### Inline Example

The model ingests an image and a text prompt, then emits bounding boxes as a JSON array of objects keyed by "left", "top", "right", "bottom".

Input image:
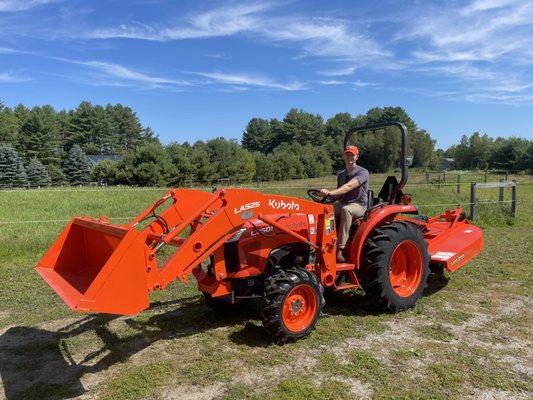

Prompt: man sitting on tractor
[{"left": 320, "top": 145, "right": 369, "bottom": 262}]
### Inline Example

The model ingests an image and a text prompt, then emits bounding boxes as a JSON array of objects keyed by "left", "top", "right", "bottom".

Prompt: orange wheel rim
[
  {"left": 282, "top": 284, "right": 317, "bottom": 333},
  {"left": 389, "top": 240, "right": 423, "bottom": 297}
]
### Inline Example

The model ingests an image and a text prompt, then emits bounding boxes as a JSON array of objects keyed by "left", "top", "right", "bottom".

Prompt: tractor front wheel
[
  {"left": 262, "top": 268, "right": 324, "bottom": 345},
  {"left": 360, "top": 221, "right": 430, "bottom": 312}
]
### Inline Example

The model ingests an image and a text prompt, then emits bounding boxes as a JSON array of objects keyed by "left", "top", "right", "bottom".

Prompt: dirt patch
[
  {"left": 159, "top": 383, "right": 224, "bottom": 400},
  {"left": 325, "top": 376, "right": 373, "bottom": 399},
  {"left": 467, "top": 389, "right": 530, "bottom": 399}
]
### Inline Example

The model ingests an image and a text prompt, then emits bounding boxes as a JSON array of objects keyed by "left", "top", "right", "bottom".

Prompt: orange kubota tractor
[{"left": 36, "top": 122, "right": 483, "bottom": 344}]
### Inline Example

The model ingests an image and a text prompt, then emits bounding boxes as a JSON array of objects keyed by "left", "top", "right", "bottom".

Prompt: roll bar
[{"left": 343, "top": 121, "right": 409, "bottom": 202}]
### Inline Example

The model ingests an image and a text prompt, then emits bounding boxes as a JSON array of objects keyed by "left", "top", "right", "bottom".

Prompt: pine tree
[
  {"left": 26, "top": 158, "right": 51, "bottom": 188},
  {"left": 0, "top": 102, "right": 19, "bottom": 145},
  {"left": 107, "top": 104, "right": 144, "bottom": 152},
  {"left": 64, "top": 145, "right": 91, "bottom": 185},
  {"left": 17, "top": 106, "right": 60, "bottom": 165},
  {"left": 46, "top": 164, "right": 67, "bottom": 186},
  {"left": 65, "top": 101, "right": 93, "bottom": 151},
  {"left": 0, "top": 145, "right": 29, "bottom": 189}
]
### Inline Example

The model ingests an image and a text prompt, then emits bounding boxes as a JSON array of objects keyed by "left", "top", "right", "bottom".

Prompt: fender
[{"left": 350, "top": 204, "right": 418, "bottom": 268}]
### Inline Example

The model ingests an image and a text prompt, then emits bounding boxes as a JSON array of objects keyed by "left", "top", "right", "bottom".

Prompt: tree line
[
  {"left": 0, "top": 100, "right": 531, "bottom": 189},
  {"left": 443, "top": 132, "right": 532, "bottom": 171}
]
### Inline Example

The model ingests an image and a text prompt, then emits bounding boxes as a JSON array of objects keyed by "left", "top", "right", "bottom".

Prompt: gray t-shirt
[{"left": 337, "top": 166, "right": 369, "bottom": 206}]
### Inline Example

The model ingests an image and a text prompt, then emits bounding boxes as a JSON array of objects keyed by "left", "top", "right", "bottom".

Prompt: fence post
[
  {"left": 437, "top": 174, "right": 441, "bottom": 189},
  {"left": 425, "top": 172, "right": 429, "bottom": 184},
  {"left": 484, "top": 170, "right": 488, "bottom": 183},
  {"left": 443, "top": 170, "right": 446, "bottom": 183},
  {"left": 498, "top": 179, "right": 504, "bottom": 201},
  {"left": 505, "top": 171, "right": 509, "bottom": 181},
  {"left": 469, "top": 182, "right": 477, "bottom": 220},
  {"left": 511, "top": 180, "right": 517, "bottom": 217},
  {"left": 456, "top": 174, "right": 461, "bottom": 195}
]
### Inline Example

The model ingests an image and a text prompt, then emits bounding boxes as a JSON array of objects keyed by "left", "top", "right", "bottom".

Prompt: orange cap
[{"left": 344, "top": 145, "right": 359, "bottom": 156}]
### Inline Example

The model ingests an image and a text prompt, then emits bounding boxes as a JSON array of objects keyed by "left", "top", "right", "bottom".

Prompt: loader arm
[
  {"left": 36, "top": 188, "right": 336, "bottom": 315},
  {"left": 149, "top": 189, "right": 337, "bottom": 288}
]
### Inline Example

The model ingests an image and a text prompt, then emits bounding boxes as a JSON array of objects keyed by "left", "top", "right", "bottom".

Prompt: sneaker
[{"left": 336, "top": 249, "right": 346, "bottom": 263}]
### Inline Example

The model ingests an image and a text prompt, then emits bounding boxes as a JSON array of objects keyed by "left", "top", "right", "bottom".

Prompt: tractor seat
[{"left": 377, "top": 176, "right": 402, "bottom": 204}]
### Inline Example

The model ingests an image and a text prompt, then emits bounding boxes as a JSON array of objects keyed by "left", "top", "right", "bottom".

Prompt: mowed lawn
[{"left": 0, "top": 172, "right": 531, "bottom": 400}]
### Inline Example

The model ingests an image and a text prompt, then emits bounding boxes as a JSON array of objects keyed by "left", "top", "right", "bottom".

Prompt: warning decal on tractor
[{"left": 431, "top": 251, "right": 456, "bottom": 261}]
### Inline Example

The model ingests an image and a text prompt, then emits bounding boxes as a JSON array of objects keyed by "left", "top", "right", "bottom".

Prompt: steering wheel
[{"left": 307, "top": 189, "right": 336, "bottom": 204}]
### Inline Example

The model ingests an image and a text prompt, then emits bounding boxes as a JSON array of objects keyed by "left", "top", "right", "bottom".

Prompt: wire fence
[
  {"left": 0, "top": 180, "right": 532, "bottom": 194},
  {"left": 0, "top": 199, "right": 517, "bottom": 225},
  {"left": 1, "top": 171, "right": 527, "bottom": 225},
  {"left": 0, "top": 216, "right": 137, "bottom": 225}
]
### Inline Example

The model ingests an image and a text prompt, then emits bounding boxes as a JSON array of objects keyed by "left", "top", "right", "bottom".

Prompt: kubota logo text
[
  {"left": 234, "top": 201, "right": 260, "bottom": 214},
  {"left": 268, "top": 199, "right": 300, "bottom": 211}
]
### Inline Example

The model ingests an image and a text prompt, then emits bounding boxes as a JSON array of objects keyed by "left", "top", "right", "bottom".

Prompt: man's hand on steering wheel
[{"left": 307, "top": 189, "right": 336, "bottom": 204}]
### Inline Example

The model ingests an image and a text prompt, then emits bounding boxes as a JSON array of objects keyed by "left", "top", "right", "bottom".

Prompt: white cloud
[
  {"left": 50, "top": 57, "right": 195, "bottom": 89},
  {"left": 317, "top": 80, "right": 345, "bottom": 85},
  {"left": 0, "top": 47, "right": 21, "bottom": 53},
  {"left": 319, "top": 66, "right": 357, "bottom": 77},
  {"left": 353, "top": 80, "right": 377, "bottom": 87},
  {"left": 2, "top": 0, "right": 532, "bottom": 105},
  {"left": 461, "top": 0, "right": 520, "bottom": 15},
  {"left": 463, "top": 91, "right": 533, "bottom": 106},
  {"left": 70, "top": 60, "right": 189, "bottom": 86},
  {"left": 85, "top": 3, "right": 387, "bottom": 63},
  {"left": 51, "top": 56, "right": 303, "bottom": 91},
  {"left": 88, "top": 3, "right": 269, "bottom": 41},
  {"left": 0, "top": 72, "right": 30, "bottom": 82},
  {"left": 0, "top": 0, "right": 60, "bottom": 12},
  {"left": 257, "top": 18, "right": 388, "bottom": 61},
  {"left": 192, "top": 71, "right": 305, "bottom": 91},
  {"left": 404, "top": 1, "right": 533, "bottom": 62},
  {"left": 396, "top": 0, "right": 533, "bottom": 104}
]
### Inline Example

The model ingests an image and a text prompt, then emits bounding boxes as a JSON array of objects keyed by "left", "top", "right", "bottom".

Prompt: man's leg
[
  {"left": 333, "top": 202, "right": 351, "bottom": 262},
  {"left": 333, "top": 202, "right": 345, "bottom": 241},
  {"left": 345, "top": 202, "right": 366, "bottom": 219},
  {"left": 335, "top": 202, "right": 366, "bottom": 262}
]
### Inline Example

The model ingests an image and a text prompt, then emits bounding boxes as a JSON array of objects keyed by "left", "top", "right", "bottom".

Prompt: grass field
[{"left": 0, "top": 171, "right": 532, "bottom": 400}]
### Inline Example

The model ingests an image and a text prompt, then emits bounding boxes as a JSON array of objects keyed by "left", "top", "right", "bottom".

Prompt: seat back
[{"left": 378, "top": 176, "right": 400, "bottom": 203}]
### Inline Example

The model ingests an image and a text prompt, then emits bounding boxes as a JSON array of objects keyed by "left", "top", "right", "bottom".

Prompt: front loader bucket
[{"left": 36, "top": 217, "right": 150, "bottom": 315}]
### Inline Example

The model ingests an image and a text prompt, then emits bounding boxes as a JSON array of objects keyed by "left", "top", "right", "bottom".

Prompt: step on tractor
[{"left": 36, "top": 122, "right": 484, "bottom": 344}]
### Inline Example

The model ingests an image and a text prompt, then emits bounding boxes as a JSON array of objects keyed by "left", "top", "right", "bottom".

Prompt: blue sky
[{"left": 0, "top": 0, "right": 532, "bottom": 149}]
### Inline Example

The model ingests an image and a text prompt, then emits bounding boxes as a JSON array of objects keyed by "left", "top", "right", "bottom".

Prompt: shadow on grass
[
  {"left": 0, "top": 275, "right": 449, "bottom": 400},
  {"left": 424, "top": 273, "right": 450, "bottom": 296},
  {"left": 0, "top": 296, "right": 262, "bottom": 400},
  {"left": 322, "top": 271, "right": 449, "bottom": 317}
]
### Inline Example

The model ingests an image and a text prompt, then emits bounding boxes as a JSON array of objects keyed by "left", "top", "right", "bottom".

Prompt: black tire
[
  {"left": 359, "top": 221, "right": 430, "bottom": 312},
  {"left": 261, "top": 268, "right": 325, "bottom": 345}
]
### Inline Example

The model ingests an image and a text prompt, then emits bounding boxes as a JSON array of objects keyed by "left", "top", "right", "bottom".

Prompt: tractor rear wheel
[
  {"left": 262, "top": 268, "right": 324, "bottom": 345},
  {"left": 359, "top": 221, "right": 430, "bottom": 312}
]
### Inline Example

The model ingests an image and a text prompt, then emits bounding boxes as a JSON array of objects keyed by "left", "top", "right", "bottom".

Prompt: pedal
[
  {"left": 334, "top": 283, "right": 358, "bottom": 291},
  {"left": 336, "top": 263, "right": 355, "bottom": 271}
]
